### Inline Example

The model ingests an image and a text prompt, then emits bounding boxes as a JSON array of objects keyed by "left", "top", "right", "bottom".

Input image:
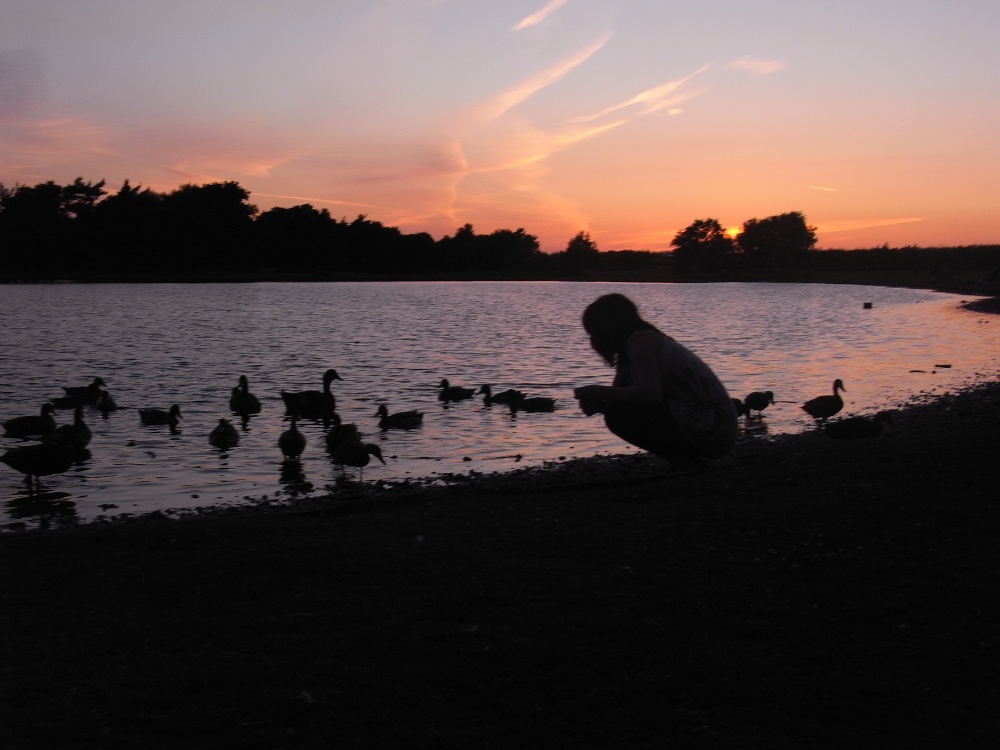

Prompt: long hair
[{"left": 581, "top": 293, "right": 661, "bottom": 367}]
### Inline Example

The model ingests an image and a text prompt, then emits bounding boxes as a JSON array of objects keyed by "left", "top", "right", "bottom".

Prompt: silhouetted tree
[
  {"left": 87, "top": 180, "right": 164, "bottom": 271},
  {"left": 670, "top": 218, "right": 733, "bottom": 272},
  {"left": 0, "top": 178, "right": 106, "bottom": 273},
  {"left": 558, "top": 230, "right": 600, "bottom": 275},
  {"left": 255, "top": 204, "right": 345, "bottom": 271},
  {"left": 737, "top": 211, "right": 816, "bottom": 268},
  {"left": 160, "top": 181, "right": 257, "bottom": 271}
]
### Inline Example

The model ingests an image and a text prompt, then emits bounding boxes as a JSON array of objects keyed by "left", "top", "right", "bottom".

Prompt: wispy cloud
[
  {"left": 473, "top": 32, "right": 612, "bottom": 123},
  {"left": 513, "top": 0, "right": 571, "bottom": 31},
  {"left": 571, "top": 64, "right": 712, "bottom": 122},
  {"left": 251, "top": 191, "right": 379, "bottom": 209},
  {"left": 815, "top": 217, "right": 924, "bottom": 233},
  {"left": 725, "top": 56, "right": 786, "bottom": 75},
  {"left": 810, "top": 185, "right": 837, "bottom": 192}
]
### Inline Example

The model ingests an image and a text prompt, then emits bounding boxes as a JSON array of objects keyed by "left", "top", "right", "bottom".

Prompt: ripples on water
[{"left": 2, "top": 281, "right": 997, "bottom": 530}]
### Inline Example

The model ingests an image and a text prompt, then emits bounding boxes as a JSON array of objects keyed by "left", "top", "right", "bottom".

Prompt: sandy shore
[{"left": 2, "top": 305, "right": 999, "bottom": 748}]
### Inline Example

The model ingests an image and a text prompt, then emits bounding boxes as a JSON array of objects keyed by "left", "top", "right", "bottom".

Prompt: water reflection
[{"left": 0, "top": 281, "right": 997, "bottom": 529}]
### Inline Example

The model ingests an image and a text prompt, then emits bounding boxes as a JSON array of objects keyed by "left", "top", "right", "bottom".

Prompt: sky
[{"left": 1, "top": 0, "right": 998, "bottom": 253}]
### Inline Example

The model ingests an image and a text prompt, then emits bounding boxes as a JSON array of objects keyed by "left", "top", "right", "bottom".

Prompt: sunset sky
[{"left": 1, "top": 0, "right": 998, "bottom": 252}]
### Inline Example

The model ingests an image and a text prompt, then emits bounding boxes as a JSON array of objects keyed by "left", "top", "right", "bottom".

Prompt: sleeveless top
[{"left": 655, "top": 335, "right": 738, "bottom": 458}]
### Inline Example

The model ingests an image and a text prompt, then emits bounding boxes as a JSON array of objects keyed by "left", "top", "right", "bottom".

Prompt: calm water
[{"left": 2, "top": 281, "right": 998, "bottom": 530}]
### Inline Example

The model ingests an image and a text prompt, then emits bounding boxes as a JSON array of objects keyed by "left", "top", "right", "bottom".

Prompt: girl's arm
[{"left": 574, "top": 330, "right": 664, "bottom": 406}]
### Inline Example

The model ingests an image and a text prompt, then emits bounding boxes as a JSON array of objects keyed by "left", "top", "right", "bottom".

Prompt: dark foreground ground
[{"left": 3, "top": 325, "right": 999, "bottom": 749}]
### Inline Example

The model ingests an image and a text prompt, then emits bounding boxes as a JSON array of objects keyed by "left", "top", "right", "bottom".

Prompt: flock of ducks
[
  {"left": 3, "top": 371, "right": 888, "bottom": 493},
  {"left": 1, "top": 370, "right": 560, "bottom": 492}
]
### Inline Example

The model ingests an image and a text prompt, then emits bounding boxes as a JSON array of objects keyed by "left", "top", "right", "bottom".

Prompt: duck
[
  {"left": 229, "top": 375, "right": 262, "bottom": 415},
  {"left": 278, "top": 413, "right": 306, "bottom": 460},
  {"left": 325, "top": 413, "right": 363, "bottom": 451},
  {"left": 375, "top": 403, "right": 424, "bottom": 430},
  {"left": 61, "top": 377, "right": 106, "bottom": 405},
  {"left": 1, "top": 434, "right": 76, "bottom": 491},
  {"left": 438, "top": 378, "right": 476, "bottom": 402},
  {"left": 801, "top": 379, "right": 846, "bottom": 423},
  {"left": 209, "top": 418, "right": 240, "bottom": 449},
  {"left": 52, "top": 405, "right": 92, "bottom": 452},
  {"left": 478, "top": 384, "right": 525, "bottom": 406},
  {"left": 824, "top": 411, "right": 893, "bottom": 440},
  {"left": 509, "top": 393, "right": 557, "bottom": 414},
  {"left": 139, "top": 404, "right": 182, "bottom": 429},
  {"left": 281, "top": 368, "right": 341, "bottom": 422},
  {"left": 731, "top": 398, "right": 748, "bottom": 418},
  {"left": 332, "top": 440, "right": 385, "bottom": 480},
  {"left": 95, "top": 390, "right": 122, "bottom": 414},
  {"left": 3, "top": 403, "right": 57, "bottom": 438},
  {"left": 744, "top": 390, "right": 775, "bottom": 416}
]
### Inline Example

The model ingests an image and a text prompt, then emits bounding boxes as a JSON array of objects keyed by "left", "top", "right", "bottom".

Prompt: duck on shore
[
  {"left": 1, "top": 433, "right": 76, "bottom": 491},
  {"left": 802, "top": 379, "right": 846, "bottom": 424}
]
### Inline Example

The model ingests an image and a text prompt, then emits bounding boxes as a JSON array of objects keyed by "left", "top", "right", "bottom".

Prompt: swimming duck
[
  {"left": 438, "top": 378, "right": 475, "bottom": 402},
  {"left": 824, "top": 411, "right": 892, "bottom": 440},
  {"left": 509, "top": 393, "right": 557, "bottom": 414},
  {"left": 61, "top": 377, "right": 106, "bottom": 405},
  {"left": 802, "top": 379, "right": 846, "bottom": 423},
  {"left": 478, "top": 384, "right": 525, "bottom": 406},
  {"left": 209, "top": 418, "right": 240, "bottom": 449},
  {"left": 95, "top": 390, "right": 122, "bottom": 414},
  {"left": 744, "top": 390, "right": 775, "bottom": 416},
  {"left": 375, "top": 404, "right": 424, "bottom": 430},
  {"left": 229, "top": 375, "right": 262, "bottom": 415},
  {"left": 1, "top": 434, "right": 76, "bottom": 491},
  {"left": 52, "top": 405, "right": 91, "bottom": 452},
  {"left": 281, "top": 368, "right": 341, "bottom": 422},
  {"left": 139, "top": 404, "right": 182, "bottom": 429},
  {"left": 331, "top": 440, "right": 385, "bottom": 480},
  {"left": 3, "top": 403, "right": 57, "bottom": 438},
  {"left": 278, "top": 413, "right": 306, "bottom": 460}
]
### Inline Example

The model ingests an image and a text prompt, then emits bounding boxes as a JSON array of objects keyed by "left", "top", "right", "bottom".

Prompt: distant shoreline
[{"left": 4, "top": 269, "right": 999, "bottom": 312}]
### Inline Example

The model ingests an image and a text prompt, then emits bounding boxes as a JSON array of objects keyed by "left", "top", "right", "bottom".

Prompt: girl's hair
[{"left": 582, "top": 293, "right": 661, "bottom": 366}]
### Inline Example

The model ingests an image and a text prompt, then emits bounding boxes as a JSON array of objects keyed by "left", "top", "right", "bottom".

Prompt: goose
[
  {"left": 325, "top": 413, "right": 363, "bottom": 451},
  {"left": 332, "top": 440, "right": 385, "bottom": 480},
  {"left": 281, "top": 368, "right": 341, "bottom": 422},
  {"left": 139, "top": 404, "right": 182, "bottom": 429},
  {"left": 744, "top": 390, "right": 775, "bottom": 416},
  {"left": 209, "top": 418, "right": 240, "bottom": 449},
  {"left": 509, "top": 393, "right": 556, "bottom": 414},
  {"left": 438, "top": 378, "right": 475, "bottom": 402},
  {"left": 52, "top": 405, "right": 91, "bottom": 452},
  {"left": 3, "top": 403, "right": 57, "bottom": 438},
  {"left": 278, "top": 413, "right": 306, "bottom": 460},
  {"left": 478, "top": 384, "right": 524, "bottom": 406},
  {"left": 1, "top": 435, "right": 76, "bottom": 491},
  {"left": 61, "top": 377, "right": 106, "bottom": 405},
  {"left": 229, "top": 375, "right": 261, "bottom": 415},
  {"left": 824, "top": 411, "right": 893, "bottom": 440},
  {"left": 375, "top": 404, "right": 424, "bottom": 430},
  {"left": 802, "top": 379, "right": 846, "bottom": 423}
]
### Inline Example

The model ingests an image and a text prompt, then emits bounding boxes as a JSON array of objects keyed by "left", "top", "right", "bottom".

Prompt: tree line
[{"left": 1, "top": 177, "right": 997, "bottom": 283}]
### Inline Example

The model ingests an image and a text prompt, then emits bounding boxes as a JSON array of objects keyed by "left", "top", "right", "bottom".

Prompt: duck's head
[
  {"left": 323, "top": 369, "right": 343, "bottom": 384},
  {"left": 833, "top": 379, "right": 845, "bottom": 392}
]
